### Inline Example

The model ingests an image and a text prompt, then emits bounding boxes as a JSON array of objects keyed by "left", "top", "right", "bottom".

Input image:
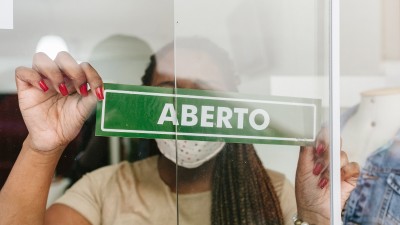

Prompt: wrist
[
  {"left": 296, "top": 209, "right": 330, "bottom": 225},
  {"left": 24, "top": 135, "right": 66, "bottom": 156},
  {"left": 24, "top": 134, "right": 66, "bottom": 153}
]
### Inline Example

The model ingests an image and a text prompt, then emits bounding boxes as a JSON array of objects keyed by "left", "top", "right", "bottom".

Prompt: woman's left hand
[{"left": 295, "top": 128, "right": 360, "bottom": 224}]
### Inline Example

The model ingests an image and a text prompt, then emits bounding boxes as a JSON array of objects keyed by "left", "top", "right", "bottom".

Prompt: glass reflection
[
  {"left": 340, "top": 1, "right": 400, "bottom": 223},
  {"left": 173, "top": 0, "right": 341, "bottom": 224},
  {"left": 0, "top": 0, "right": 364, "bottom": 225}
]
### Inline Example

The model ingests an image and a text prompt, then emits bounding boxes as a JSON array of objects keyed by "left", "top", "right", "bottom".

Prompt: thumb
[
  {"left": 340, "top": 161, "right": 360, "bottom": 205},
  {"left": 76, "top": 90, "right": 100, "bottom": 121}
]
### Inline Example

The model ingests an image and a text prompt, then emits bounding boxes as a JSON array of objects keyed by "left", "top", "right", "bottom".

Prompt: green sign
[{"left": 96, "top": 83, "right": 321, "bottom": 145}]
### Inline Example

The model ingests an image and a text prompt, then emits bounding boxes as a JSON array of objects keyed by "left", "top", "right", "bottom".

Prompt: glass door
[
  {"left": 0, "top": 0, "right": 352, "bottom": 224},
  {"left": 0, "top": 1, "right": 177, "bottom": 224},
  {"left": 340, "top": 1, "right": 400, "bottom": 224},
  {"left": 173, "top": 0, "right": 341, "bottom": 224}
]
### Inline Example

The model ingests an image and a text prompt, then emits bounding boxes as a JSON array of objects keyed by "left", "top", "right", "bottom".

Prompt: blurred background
[{"left": 1, "top": 0, "right": 399, "bottom": 207}]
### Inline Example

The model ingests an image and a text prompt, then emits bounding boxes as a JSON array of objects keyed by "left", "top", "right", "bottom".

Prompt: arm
[
  {"left": 0, "top": 52, "right": 103, "bottom": 225},
  {"left": 45, "top": 204, "right": 91, "bottom": 225},
  {"left": 0, "top": 138, "right": 63, "bottom": 225},
  {"left": 295, "top": 128, "right": 360, "bottom": 224},
  {"left": 0, "top": 139, "right": 91, "bottom": 225}
]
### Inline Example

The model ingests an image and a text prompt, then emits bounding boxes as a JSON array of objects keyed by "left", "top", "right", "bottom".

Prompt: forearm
[{"left": 0, "top": 136, "right": 65, "bottom": 225}]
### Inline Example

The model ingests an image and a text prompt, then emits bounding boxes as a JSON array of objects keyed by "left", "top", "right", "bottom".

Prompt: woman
[{"left": 0, "top": 38, "right": 359, "bottom": 225}]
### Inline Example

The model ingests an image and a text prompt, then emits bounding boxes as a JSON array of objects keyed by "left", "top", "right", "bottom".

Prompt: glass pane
[
  {"left": 0, "top": 1, "right": 175, "bottom": 224},
  {"left": 174, "top": 0, "right": 332, "bottom": 224},
  {"left": 341, "top": 1, "right": 400, "bottom": 224}
]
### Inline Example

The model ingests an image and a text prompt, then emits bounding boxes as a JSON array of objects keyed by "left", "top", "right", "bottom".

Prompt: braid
[{"left": 211, "top": 143, "right": 284, "bottom": 225}]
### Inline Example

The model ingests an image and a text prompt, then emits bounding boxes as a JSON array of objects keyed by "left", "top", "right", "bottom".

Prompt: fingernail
[
  {"left": 80, "top": 83, "right": 88, "bottom": 97},
  {"left": 39, "top": 80, "right": 48, "bottom": 92},
  {"left": 95, "top": 87, "right": 104, "bottom": 100},
  {"left": 316, "top": 143, "right": 325, "bottom": 155},
  {"left": 318, "top": 177, "right": 329, "bottom": 189},
  {"left": 58, "top": 83, "right": 69, "bottom": 96},
  {"left": 313, "top": 162, "right": 323, "bottom": 175}
]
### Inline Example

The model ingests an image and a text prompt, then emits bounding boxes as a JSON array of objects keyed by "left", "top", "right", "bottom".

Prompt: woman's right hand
[{"left": 15, "top": 51, "right": 103, "bottom": 152}]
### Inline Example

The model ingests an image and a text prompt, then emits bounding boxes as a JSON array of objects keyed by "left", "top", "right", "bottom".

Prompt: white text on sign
[{"left": 157, "top": 103, "right": 270, "bottom": 130}]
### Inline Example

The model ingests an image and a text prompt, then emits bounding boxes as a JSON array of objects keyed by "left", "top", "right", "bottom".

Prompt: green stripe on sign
[{"left": 96, "top": 83, "right": 321, "bottom": 146}]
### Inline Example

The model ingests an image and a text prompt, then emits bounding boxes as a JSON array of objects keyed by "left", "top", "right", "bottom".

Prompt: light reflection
[{"left": 35, "top": 35, "right": 69, "bottom": 60}]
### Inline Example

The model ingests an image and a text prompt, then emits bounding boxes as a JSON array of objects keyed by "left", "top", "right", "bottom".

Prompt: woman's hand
[
  {"left": 0, "top": 52, "right": 103, "bottom": 225},
  {"left": 15, "top": 51, "right": 103, "bottom": 152},
  {"left": 295, "top": 128, "right": 360, "bottom": 224}
]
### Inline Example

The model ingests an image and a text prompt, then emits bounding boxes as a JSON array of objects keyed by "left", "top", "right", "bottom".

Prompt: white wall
[{"left": 341, "top": 0, "right": 382, "bottom": 76}]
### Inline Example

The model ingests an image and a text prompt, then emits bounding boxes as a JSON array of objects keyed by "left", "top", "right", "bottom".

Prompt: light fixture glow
[{"left": 36, "top": 35, "right": 69, "bottom": 60}]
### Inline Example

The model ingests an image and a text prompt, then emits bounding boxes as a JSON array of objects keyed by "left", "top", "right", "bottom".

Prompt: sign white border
[{"left": 101, "top": 89, "right": 318, "bottom": 142}]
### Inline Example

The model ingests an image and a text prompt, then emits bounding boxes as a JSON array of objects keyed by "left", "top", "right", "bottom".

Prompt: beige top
[{"left": 55, "top": 155, "right": 296, "bottom": 225}]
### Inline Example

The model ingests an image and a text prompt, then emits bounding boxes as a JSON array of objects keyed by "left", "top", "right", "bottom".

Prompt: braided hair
[
  {"left": 212, "top": 143, "right": 284, "bottom": 225},
  {"left": 142, "top": 38, "right": 284, "bottom": 224}
]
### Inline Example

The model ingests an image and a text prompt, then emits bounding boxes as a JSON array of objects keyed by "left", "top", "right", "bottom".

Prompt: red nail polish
[
  {"left": 80, "top": 83, "right": 88, "bottom": 96},
  {"left": 39, "top": 80, "right": 48, "bottom": 92},
  {"left": 316, "top": 143, "right": 325, "bottom": 155},
  {"left": 95, "top": 87, "right": 104, "bottom": 100},
  {"left": 313, "top": 163, "right": 323, "bottom": 175},
  {"left": 58, "top": 83, "right": 69, "bottom": 96},
  {"left": 318, "top": 178, "right": 329, "bottom": 189}
]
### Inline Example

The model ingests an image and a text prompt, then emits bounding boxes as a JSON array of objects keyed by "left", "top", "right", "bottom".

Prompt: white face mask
[{"left": 155, "top": 139, "right": 226, "bottom": 168}]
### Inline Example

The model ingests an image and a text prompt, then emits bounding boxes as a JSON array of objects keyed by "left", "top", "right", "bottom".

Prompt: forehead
[{"left": 153, "top": 48, "right": 229, "bottom": 90}]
